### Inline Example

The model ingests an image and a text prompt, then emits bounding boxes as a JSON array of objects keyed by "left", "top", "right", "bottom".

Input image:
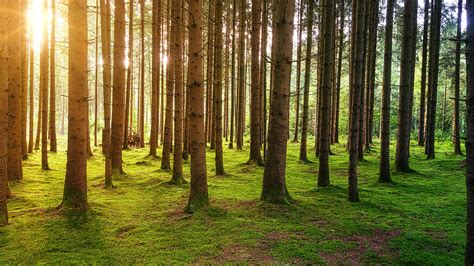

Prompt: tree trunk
[
  {"left": 207, "top": 0, "right": 215, "bottom": 148},
  {"left": 453, "top": 0, "right": 463, "bottom": 155},
  {"left": 333, "top": 0, "right": 344, "bottom": 144},
  {"left": 299, "top": 0, "right": 313, "bottom": 162},
  {"left": 49, "top": 0, "right": 57, "bottom": 153},
  {"left": 139, "top": 0, "right": 145, "bottom": 148},
  {"left": 28, "top": 30, "right": 34, "bottom": 154},
  {"left": 171, "top": 0, "right": 185, "bottom": 184},
  {"left": 379, "top": 0, "right": 394, "bottom": 183},
  {"left": 261, "top": 0, "right": 295, "bottom": 204},
  {"left": 111, "top": 0, "right": 126, "bottom": 175},
  {"left": 150, "top": 0, "right": 161, "bottom": 157},
  {"left": 365, "top": 0, "right": 378, "bottom": 150},
  {"left": 425, "top": 0, "right": 441, "bottom": 160},
  {"left": 123, "top": 0, "right": 133, "bottom": 150},
  {"left": 185, "top": 0, "right": 210, "bottom": 213},
  {"left": 40, "top": 0, "right": 50, "bottom": 170},
  {"left": 465, "top": 1, "right": 474, "bottom": 263},
  {"left": 7, "top": 0, "right": 23, "bottom": 180},
  {"left": 229, "top": 0, "right": 236, "bottom": 149},
  {"left": 418, "top": 0, "right": 430, "bottom": 146},
  {"left": 236, "top": 0, "right": 246, "bottom": 150},
  {"left": 35, "top": 83, "right": 42, "bottom": 151},
  {"left": 20, "top": 0, "right": 27, "bottom": 161},
  {"left": 293, "top": 0, "right": 304, "bottom": 143},
  {"left": 248, "top": 0, "right": 264, "bottom": 165},
  {"left": 94, "top": 0, "right": 99, "bottom": 147},
  {"left": 395, "top": 0, "right": 417, "bottom": 171}
]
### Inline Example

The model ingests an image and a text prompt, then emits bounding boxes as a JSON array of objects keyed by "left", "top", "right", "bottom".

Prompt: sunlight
[{"left": 28, "top": 0, "right": 54, "bottom": 53}]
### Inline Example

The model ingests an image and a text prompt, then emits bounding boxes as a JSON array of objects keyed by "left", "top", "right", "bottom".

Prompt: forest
[{"left": 0, "top": 0, "right": 473, "bottom": 263}]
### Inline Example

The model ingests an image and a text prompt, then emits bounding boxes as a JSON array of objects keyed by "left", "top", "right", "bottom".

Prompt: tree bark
[
  {"left": 111, "top": 0, "right": 126, "bottom": 175},
  {"left": 150, "top": 0, "right": 161, "bottom": 157},
  {"left": 62, "top": 0, "right": 89, "bottom": 211},
  {"left": 49, "top": 0, "right": 57, "bottom": 153},
  {"left": 28, "top": 29, "right": 34, "bottom": 154},
  {"left": 418, "top": 0, "right": 430, "bottom": 146},
  {"left": 20, "top": 0, "right": 27, "bottom": 161},
  {"left": 261, "top": 0, "right": 295, "bottom": 204},
  {"left": 139, "top": 0, "right": 145, "bottom": 148},
  {"left": 40, "top": 0, "right": 50, "bottom": 170},
  {"left": 453, "top": 0, "right": 463, "bottom": 155},
  {"left": 185, "top": 0, "right": 210, "bottom": 213},
  {"left": 236, "top": 0, "right": 246, "bottom": 150},
  {"left": 293, "top": 0, "right": 304, "bottom": 143},
  {"left": 123, "top": 0, "right": 133, "bottom": 150}
]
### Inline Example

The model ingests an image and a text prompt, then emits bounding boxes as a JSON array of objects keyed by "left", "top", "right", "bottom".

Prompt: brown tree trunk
[
  {"left": 20, "top": 0, "right": 27, "bottom": 161},
  {"left": 7, "top": 0, "right": 23, "bottom": 180},
  {"left": 236, "top": 0, "right": 246, "bottom": 150},
  {"left": 453, "top": 0, "right": 463, "bottom": 155},
  {"left": 299, "top": 0, "right": 313, "bottom": 162},
  {"left": 49, "top": 0, "right": 57, "bottom": 153},
  {"left": 139, "top": 0, "right": 145, "bottom": 148},
  {"left": 379, "top": 0, "right": 394, "bottom": 183},
  {"left": 185, "top": 0, "right": 210, "bottom": 213},
  {"left": 150, "top": 0, "right": 161, "bottom": 157},
  {"left": 35, "top": 84, "right": 42, "bottom": 151},
  {"left": 293, "top": 0, "right": 304, "bottom": 143},
  {"left": 28, "top": 30, "right": 34, "bottom": 154},
  {"left": 395, "top": 0, "right": 417, "bottom": 171},
  {"left": 318, "top": 0, "right": 335, "bottom": 187},
  {"left": 94, "top": 0, "right": 99, "bottom": 147},
  {"left": 425, "top": 0, "right": 441, "bottom": 160},
  {"left": 214, "top": 0, "right": 225, "bottom": 175},
  {"left": 248, "top": 0, "right": 263, "bottom": 165},
  {"left": 228, "top": 0, "right": 236, "bottom": 149},
  {"left": 62, "top": 0, "right": 89, "bottom": 210},
  {"left": 111, "top": 0, "right": 126, "bottom": 175},
  {"left": 100, "top": 0, "right": 113, "bottom": 187},
  {"left": 261, "top": 0, "right": 295, "bottom": 204},
  {"left": 418, "top": 0, "right": 430, "bottom": 146},
  {"left": 206, "top": 0, "right": 215, "bottom": 148},
  {"left": 123, "top": 0, "right": 133, "bottom": 150},
  {"left": 333, "top": 0, "right": 344, "bottom": 144},
  {"left": 260, "top": 0, "right": 268, "bottom": 157},
  {"left": 40, "top": 0, "right": 50, "bottom": 170}
]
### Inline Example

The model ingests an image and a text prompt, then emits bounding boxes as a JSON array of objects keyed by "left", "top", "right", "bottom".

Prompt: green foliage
[{"left": 0, "top": 138, "right": 466, "bottom": 263}]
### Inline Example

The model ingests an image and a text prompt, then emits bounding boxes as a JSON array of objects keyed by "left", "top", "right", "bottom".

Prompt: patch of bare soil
[
  {"left": 321, "top": 229, "right": 401, "bottom": 264},
  {"left": 212, "top": 242, "right": 275, "bottom": 264}
]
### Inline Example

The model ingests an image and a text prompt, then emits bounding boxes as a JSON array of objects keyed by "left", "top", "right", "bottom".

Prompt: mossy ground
[{"left": 0, "top": 137, "right": 466, "bottom": 263}]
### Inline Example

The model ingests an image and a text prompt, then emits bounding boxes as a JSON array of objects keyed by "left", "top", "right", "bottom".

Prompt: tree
[
  {"left": 20, "top": 0, "right": 27, "bottom": 161},
  {"left": 185, "top": 0, "right": 210, "bottom": 213},
  {"left": 0, "top": 0, "right": 10, "bottom": 225},
  {"left": 465, "top": 0, "right": 474, "bottom": 263},
  {"left": 418, "top": 0, "right": 430, "bottom": 146},
  {"left": 111, "top": 0, "right": 126, "bottom": 175},
  {"left": 139, "top": 0, "right": 145, "bottom": 148},
  {"left": 425, "top": 0, "right": 441, "bottom": 160},
  {"left": 348, "top": 0, "right": 366, "bottom": 202},
  {"left": 214, "top": 0, "right": 225, "bottom": 175},
  {"left": 395, "top": 0, "right": 417, "bottom": 172},
  {"left": 318, "top": 0, "right": 335, "bottom": 187},
  {"left": 150, "top": 0, "right": 161, "bottom": 157},
  {"left": 292, "top": 0, "right": 304, "bottom": 143},
  {"left": 248, "top": 0, "right": 263, "bottom": 165},
  {"left": 236, "top": 0, "right": 246, "bottom": 150},
  {"left": 171, "top": 0, "right": 185, "bottom": 184},
  {"left": 228, "top": 0, "right": 236, "bottom": 150},
  {"left": 206, "top": 0, "right": 215, "bottom": 148},
  {"left": 7, "top": 0, "right": 23, "bottom": 181},
  {"left": 123, "top": 0, "right": 133, "bottom": 150},
  {"left": 299, "top": 0, "right": 313, "bottom": 162},
  {"left": 28, "top": 29, "right": 34, "bottom": 154},
  {"left": 40, "top": 0, "right": 50, "bottom": 170},
  {"left": 62, "top": 0, "right": 88, "bottom": 210},
  {"left": 379, "top": 0, "right": 395, "bottom": 183},
  {"left": 49, "top": 0, "right": 57, "bottom": 153},
  {"left": 453, "top": 0, "right": 463, "bottom": 155},
  {"left": 100, "top": 0, "right": 112, "bottom": 187},
  {"left": 261, "top": 0, "right": 295, "bottom": 204},
  {"left": 332, "top": 0, "right": 345, "bottom": 144}
]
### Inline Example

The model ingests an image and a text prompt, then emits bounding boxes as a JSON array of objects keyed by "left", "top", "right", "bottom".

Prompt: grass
[{"left": 0, "top": 137, "right": 467, "bottom": 263}]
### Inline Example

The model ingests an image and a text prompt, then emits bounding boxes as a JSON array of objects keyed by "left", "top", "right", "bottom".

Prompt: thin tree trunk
[
  {"left": 123, "top": 0, "right": 133, "bottom": 150},
  {"left": 62, "top": 0, "right": 88, "bottom": 210},
  {"left": 94, "top": 0, "right": 99, "bottom": 147},
  {"left": 453, "top": 0, "right": 463, "bottom": 155},
  {"left": 185, "top": 0, "right": 210, "bottom": 213},
  {"left": 418, "top": 0, "right": 430, "bottom": 146},
  {"left": 293, "top": 0, "right": 304, "bottom": 143},
  {"left": 49, "top": 0, "right": 57, "bottom": 153},
  {"left": 139, "top": 0, "right": 145, "bottom": 148},
  {"left": 35, "top": 84, "right": 42, "bottom": 151},
  {"left": 214, "top": 0, "right": 225, "bottom": 175},
  {"left": 333, "top": 0, "right": 344, "bottom": 144},
  {"left": 207, "top": 0, "right": 215, "bottom": 148},
  {"left": 365, "top": 0, "right": 378, "bottom": 150},
  {"left": 28, "top": 31, "right": 35, "bottom": 154},
  {"left": 261, "top": 0, "right": 295, "bottom": 204},
  {"left": 20, "top": 0, "right": 27, "bottom": 161},
  {"left": 40, "top": 0, "right": 50, "bottom": 170},
  {"left": 261, "top": 0, "right": 268, "bottom": 158},
  {"left": 228, "top": 0, "right": 236, "bottom": 149},
  {"left": 236, "top": 0, "right": 246, "bottom": 150},
  {"left": 150, "top": 0, "right": 161, "bottom": 156}
]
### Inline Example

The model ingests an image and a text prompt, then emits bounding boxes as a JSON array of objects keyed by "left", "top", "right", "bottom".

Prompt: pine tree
[
  {"left": 40, "top": 0, "right": 50, "bottom": 170},
  {"left": 49, "top": 0, "right": 57, "bottom": 153},
  {"left": 418, "top": 0, "right": 430, "bottom": 146},
  {"left": 453, "top": 0, "right": 463, "bottom": 155},
  {"left": 150, "top": 0, "right": 161, "bottom": 157},
  {"left": 214, "top": 0, "right": 225, "bottom": 175}
]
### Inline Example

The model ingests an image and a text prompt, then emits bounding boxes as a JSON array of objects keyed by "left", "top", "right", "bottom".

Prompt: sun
[{"left": 27, "top": 0, "right": 51, "bottom": 53}]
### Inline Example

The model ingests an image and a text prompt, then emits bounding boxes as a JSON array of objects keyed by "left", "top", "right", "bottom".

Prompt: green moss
[{"left": 0, "top": 137, "right": 467, "bottom": 263}]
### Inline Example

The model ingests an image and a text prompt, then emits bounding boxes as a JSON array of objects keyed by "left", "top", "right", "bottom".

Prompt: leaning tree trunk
[
  {"left": 465, "top": 1, "right": 474, "bottom": 263},
  {"left": 299, "top": 0, "right": 314, "bottom": 162},
  {"left": 453, "top": 0, "right": 463, "bottom": 155},
  {"left": 261, "top": 0, "right": 295, "bottom": 204},
  {"left": 379, "top": 0, "right": 394, "bottom": 183},
  {"left": 214, "top": 0, "right": 225, "bottom": 175},
  {"left": 248, "top": 0, "right": 264, "bottom": 165},
  {"left": 111, "top": 0, "right": 126, "bottom": 175},
  {"left": 40, "top": 0, "right": 50, "bottom": 170},
  {"left": 395, "top": 0, "right": 417, "bottom": 172},
  {"left": 62, "top": 0, "right": 89, "bottom": 210}
]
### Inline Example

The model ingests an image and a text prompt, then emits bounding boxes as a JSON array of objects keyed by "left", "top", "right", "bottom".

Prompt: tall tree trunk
[
  {"left": 35, "top": 84, "right": 42, "bottom": 151},
  {"left": 139, "top": 0, "right": 145, "bottom": 148},
  {"left": 379, "top": 0, "right": 394, "bottom": 183},
  {"left": 228, "top": 0, "right": 236, "bottom": 149},
  {"left": 348, "top": 0, "right": 366, "bottom": 202},
  {"left": 150, "top": 0, "right": 161, "bottom": 156},
  {"left": 395, "top": 0, "right": 417, "bottom": 171},
  {"left": 111, "top": 0, "right": 126, "bottom": 175},
  {"left": 100, "top": 0, "right": 113, "bottom": 187},
  {"left": 28, "top": 30, "right": 34, "bottom": 154},
  {"left": 299, "top": 0, "right": 313, "bottom": 162},
  {"left": 318, "top": 0, "right": 335, "bottom": 187},
  {"left": 49, "top": 0, "right": 57, "bottom": 153},
  {"left": 7, "top": 0, "right": 23, "bottom": 180},
  {"left": 248, "top": 0, "right": 263, "bottom": 165},
  {"left": 214, "top": 0, "right": 225, "bottom": 175},
  {"left": 171, "top": 0, "right": 185, "bottom": 184},
  {"left": 418, "top": 0, "right": 430, "bottom": 146},
  {"left": 207, "top": 0, "right": 215, "bottom": 148},
  {"left": 236, "top": 0, "right": 246, "bottom": 150},
  {"left": 261, "top": 0, "right": 295, "bottom": 204},
  {"left": 293, "top": 0, "right": 304, "bottom": 143},
  {"left": 185, "top": 0, "right": 210, "bottom": 213},
  {"left": 62, "top": 0, "right": 88, "bottom": 210},
  {"left": 123, "top": 0, "right": 133, "bottom": 150},
  {"left": 40, "top": 0, "right": 50, "bottom": 170},
  {"left": 260, "top": 0, "right": 268, "bottom": 157},
  {"left": 453, "top": 0, "right": 463, "bottom": 155},
  {"left": 94, "top": 0, "right": 99, "bottom": 147},
  {"left": 425, "top": 0, "right": 441, "bottom": 160},
  {"left": 0, "top": 0, "right": 11, "bottom": 225},
  {"left": 333, "top": 0, "right": 344, "bottom": 144},
  {"left": 20, "top": 0, "right": 27, "bottom": 160},
  {"left": 465, "top": 1, "right": 474, "bottom": 263}
]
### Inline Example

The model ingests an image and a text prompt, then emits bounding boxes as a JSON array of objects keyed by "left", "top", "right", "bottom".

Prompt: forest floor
[{"left": 0, "top": 137, "right": 466, "bottom": 264}]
